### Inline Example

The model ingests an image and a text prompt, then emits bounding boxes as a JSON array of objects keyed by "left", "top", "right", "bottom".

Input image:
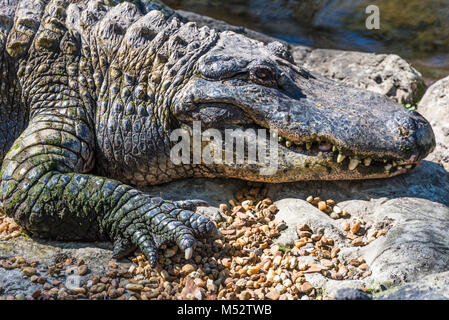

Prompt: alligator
[{"left": 0, "top": 0, "right": 435, "bottom": 266}]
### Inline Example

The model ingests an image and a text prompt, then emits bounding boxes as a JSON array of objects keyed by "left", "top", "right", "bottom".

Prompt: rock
[
  {"left": 418, "top": 75, "right": 449, "bottom": 171},
  {"left": 265, "top": 290, "right": 280, "bottom": 300},
  {"left": 196, "top": 206, "right": 224, "bottom": 223},
  {"left": 125, "top": 283, "right": 143, "bottom": 292},
  {"left": 181, "top": 264, "right": 196, "bottom": 275},
  {"left": 274, "top": 199, "right": 346, "bottom": 248},
  {"left": 22, "top": 267, "right": 36, "bottom": 277},
  {"left": 239, "top": 291, "right": 251, "bottom": 300},
  {"left": 291, "top": 46, "right": 425, "bottom": 104},
  {"left": 376, "top": 271, "right": 449, "bottom": 300},
  {"left": 78, "top": 265, "right": 88, "bottom": 276},
  {"left": 334, "top": 288, "right": 372, "bottom": 300}
]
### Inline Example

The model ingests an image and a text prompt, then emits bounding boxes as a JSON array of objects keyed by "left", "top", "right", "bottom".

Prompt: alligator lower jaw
[{"left": 276, "top": 134, "right": 417, "bottom": 176}]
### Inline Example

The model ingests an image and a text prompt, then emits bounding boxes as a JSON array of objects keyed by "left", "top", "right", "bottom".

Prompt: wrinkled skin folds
[{"left": 0, "top": 0, "right": 435, "bottom": 265}]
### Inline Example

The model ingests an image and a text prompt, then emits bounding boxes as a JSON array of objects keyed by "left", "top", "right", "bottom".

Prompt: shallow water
[{"left": 166, "top": 0, "right": 449, "bottom": 84}]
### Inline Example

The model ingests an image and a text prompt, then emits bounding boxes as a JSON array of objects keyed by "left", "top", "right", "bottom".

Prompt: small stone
[
  {"left": 160, "top": 270, "right": 170, "bottom": 280},
  {"left": 15, "top": 293, "right": 26, "bottom": 300},
  {"left": 72, "top": 287, "right": 87, "bottom": 294},
  {"left": 239, "top": 291, "right": 251, "bottom": 300},
  {"left": 78, "top": 265, "right": 88, "bottom": 276},
  {"left": 330, "top": 212, "right": 340, "bottom": 219},
  {"left": 297, "top": 224, "right": 311, "bottom": 232},
  {"left": 235, "top": 279, "right": 247, "bottom": 288},
  {"left": 299, "top": 282, "right": 313, "bottom": 295},
  {"left": 266, "top": 290, "right": 280, "bottom": 300},
  {"left": 219, "top": 203, "right": 228, "bottom": 213},
  {"left": 276, "top": 219, "right": 287, "bottom": 231},
  {"left": 349, "top": 258, "right": 362, "bottom": 267},
  {"left": 350, "top": 222, "right": 361, "bottom": 234},
  {"left": 31, "top": 290, "right": 41, "bottom": 299},
  {"left": 359, "top": 263, "right": 369, "bottom": 271},
  {"left": 333, "top": 206, "right": 342, "bottom": 214},
  {"left": 125, "top": 283, "right": 143, "bottom": 291},
  {"left": 297, "top": 231, "right": 312, "bottom": 238},
  {"left": 331, "top": 247, "right": 340, "bottom": 258},
  {"left": 317, "top": 201, "right": 327, "bottom": 211},
  {"left": 321, "top": 259, "right": 334, "bottom": 269},
  {"left": 306, "top": 196, "right": 313, "bottom": 203},
  {"left": 248, "top": 265, "right": 260, "bottom": 275},
  {"left": 267, "top": 204, "right": 278, "bottom": 214},
  {"left": 22, "top": 267, "right": 36, "bottom": 277},
  {"left": 342, "top": 222, "right": 351, "bottom": 231},
  {"left": 181, "top": 264, "right": 196, "bottom": 275},
  {"left": 351, "top": 237, "right": 365, "bottom": 246},
  {"left": 241, "top": 200, "right": 253, "bottom": 211}
]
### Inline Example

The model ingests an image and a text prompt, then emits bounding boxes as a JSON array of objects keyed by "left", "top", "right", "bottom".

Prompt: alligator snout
[{"left": 394, "top": 110, "right": 435, "bottom": 163}]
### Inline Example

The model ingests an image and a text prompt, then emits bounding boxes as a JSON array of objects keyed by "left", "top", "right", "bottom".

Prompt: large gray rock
[
  {"left": 418, "top": 75, "right": 449, "bottom": 171},
  {"left": 178, "top": 9, "right": 426, "bottom": 105},
  {"left": 291, "top": 46, "right": 426, "bottom": 104},
  {"left": 377, "top": 271, "right": 449, "bottom": 300}
]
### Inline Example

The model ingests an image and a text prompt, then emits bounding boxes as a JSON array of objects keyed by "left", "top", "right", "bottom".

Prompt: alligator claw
[{"left": 112, "top": 198, "right": 218, "bottom": 267}]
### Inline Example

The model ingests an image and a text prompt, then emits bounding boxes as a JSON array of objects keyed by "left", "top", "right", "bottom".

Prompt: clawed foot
[{"left": 111, "top": 197, "right": 220, "bottom": 267}]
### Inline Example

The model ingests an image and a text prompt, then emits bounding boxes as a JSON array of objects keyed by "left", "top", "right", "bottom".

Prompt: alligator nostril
[{"left": 406, "top": 111, "right": 436, "bottom": 160}]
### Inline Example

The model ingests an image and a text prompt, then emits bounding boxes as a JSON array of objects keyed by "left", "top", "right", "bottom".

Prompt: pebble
[
  {"left": 181, "top": 264, "right": 195, "bottom": 275},
  {"left": 126, "top": 283, "right": 144, "bottom": 291},
  {"left": 78, "top": 265, "right": 88, "bottom": 276},
  {"left": 318, "top": 201, "right": 327, "bottom": 211},
  {"left": 239, "top": 291, "right": 251, "bottom": 300},
  {"left": 22, "top": 267, "right": 36, "bottom": 277},
  {"left": 266, "top": 290, "right": 280, "bottom": 300},
  {"left": 299, "top": 282, "right": 313, "bottom": 295},
  {"left": 333, "top": 206, "right": 342, "bottom": 214},
  {"left": 330, "top": 212, "right": 340, "bottom": 219},
  {"left": 351, "top": 237, "right": 365, "bottom": 246},
  {"left": 350, "top": 222, "right": 361, "bottom": 234}
]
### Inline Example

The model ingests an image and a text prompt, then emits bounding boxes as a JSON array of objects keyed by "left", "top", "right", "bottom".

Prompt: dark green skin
[{"left": 0, "top": 0, "right": 435, "bottom": 266}]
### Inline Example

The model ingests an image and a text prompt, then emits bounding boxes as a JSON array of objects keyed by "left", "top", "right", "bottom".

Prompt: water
[{"left": 165, "top": 0, "right": 449, "bottom": 84}]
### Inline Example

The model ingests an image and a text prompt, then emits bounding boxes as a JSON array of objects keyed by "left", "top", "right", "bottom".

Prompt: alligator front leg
[{"left": 0, "top": 115, "right": 218, "bottom": 267}]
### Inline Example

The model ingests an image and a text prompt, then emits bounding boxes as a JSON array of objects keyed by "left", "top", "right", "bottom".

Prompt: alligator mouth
[{"left": 274, "top": 132, "right": 418, "bottom": 176}]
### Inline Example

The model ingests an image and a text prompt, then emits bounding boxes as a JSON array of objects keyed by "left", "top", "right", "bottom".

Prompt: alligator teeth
[
  {"left": 392, "top": 161, "right": 397, "bottom": 167},
  {"left": 348, "top": 158, "right": 360, "bottom": 170},
  {"left": 384, "top": 164, "right": 392, "bottom": 172},
  {"left": 306, "top": 142, "right": 312, "bottom": 150},
  {"left": 332, "top": 145, "right": 337, "bottom": 152},
  {"left": 363, "top": 158, "right": 372, "bottom": 166},
  {"left": 319, "top": 143, "right": 332, "bottom": 151},
  {"left": 278, "top": 136, "right": 284, "bottom": 143},
  {"left": 337, "top": 153, "right": 346, "bottom": 163},
  {"left": 405, "top": 164, "right": 412, "bottom": 169},
  {"left": 285, "top": 140, "right": 292, "bottom": 148}
]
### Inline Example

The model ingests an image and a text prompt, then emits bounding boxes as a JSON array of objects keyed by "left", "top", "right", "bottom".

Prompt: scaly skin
[{"left": 0, "top": 0, "right": 435, "bottom": 265}]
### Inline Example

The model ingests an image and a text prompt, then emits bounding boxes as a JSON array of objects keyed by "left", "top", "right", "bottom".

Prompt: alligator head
[{"left": 172, "top": 31, "right": 435, "bottom": 182}]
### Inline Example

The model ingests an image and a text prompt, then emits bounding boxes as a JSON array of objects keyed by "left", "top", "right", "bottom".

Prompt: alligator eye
[{"left": 250, "top": 66, "right": 277, "bottom": 86}]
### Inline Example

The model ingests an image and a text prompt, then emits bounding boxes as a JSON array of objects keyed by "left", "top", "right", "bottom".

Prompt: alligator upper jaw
[{"left": 173, "top": 74, "right": 435, "bottom": 182}]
